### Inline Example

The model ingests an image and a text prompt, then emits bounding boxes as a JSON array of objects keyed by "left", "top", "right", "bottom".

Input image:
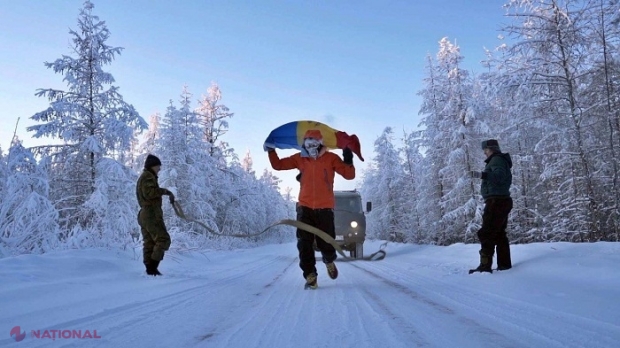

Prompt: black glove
[
  {"left": 163, "top": 189, "right": 175, "bottom": 203},
  {"left": 296, "top": 172, "right": 302, "bottom": 182},
  {"left": 343, "top": 147, "right": 353, "bottom": 165},
  {"left": 470, "top": 171, "right": 483, "bottom": 179}
]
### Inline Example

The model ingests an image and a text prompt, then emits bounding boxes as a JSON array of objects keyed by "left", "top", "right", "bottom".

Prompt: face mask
[{"left": 304, "top": 138, "right": 321, "bottom": 158}]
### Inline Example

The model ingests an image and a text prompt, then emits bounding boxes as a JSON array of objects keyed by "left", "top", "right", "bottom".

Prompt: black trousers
[
  {"left": 296, "top": 206, "right": 337, "bottom": 278},
  {"left": 477, "top": 196, "right": 513, "bottom": 268}
]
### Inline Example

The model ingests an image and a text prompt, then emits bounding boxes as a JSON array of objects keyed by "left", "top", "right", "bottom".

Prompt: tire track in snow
[
  {"left": 359, "top": 261, "right": 620, "bottom": 348},
  {"left": 193, "top": 257, "right": 298, "bottom": 345},
  {"left": 2, "top": 255, "right": 289, "bottom": 348},
  {"left": 349, "top": 263, "right": 518, "bottom": 348},
  {"left": 358, "top": 287, "right": 430, "bottom": 347},
  {"left": 198, "top": 259, "right": 426, "bottom": 348}
]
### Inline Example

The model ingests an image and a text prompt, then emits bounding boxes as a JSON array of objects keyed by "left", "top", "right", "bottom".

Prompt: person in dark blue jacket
[{"left": 469, "top": 139, "right": 513, "bottom": 274}]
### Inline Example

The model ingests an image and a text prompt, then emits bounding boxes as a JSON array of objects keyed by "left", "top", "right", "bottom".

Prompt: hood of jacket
[{"left": 485, "top": 152, "right": 512, "bottom": 168}]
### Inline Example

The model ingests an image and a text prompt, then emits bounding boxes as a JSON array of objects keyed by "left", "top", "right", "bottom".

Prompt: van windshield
[{"left": 335, "top": 196, "right": 362, "bottom": 213}]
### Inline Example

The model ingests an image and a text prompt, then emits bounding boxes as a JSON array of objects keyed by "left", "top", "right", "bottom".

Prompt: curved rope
[{"left": 172, "top": 201, "right": 386, "bottom": 261}]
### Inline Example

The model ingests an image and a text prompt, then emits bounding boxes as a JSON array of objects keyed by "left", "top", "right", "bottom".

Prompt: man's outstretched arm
[
  {"left": 268, "top": 148, "right": 299, "bottom": 171},
  {"left": 334, "top": 148, "right": 355, "bottom": 180}
]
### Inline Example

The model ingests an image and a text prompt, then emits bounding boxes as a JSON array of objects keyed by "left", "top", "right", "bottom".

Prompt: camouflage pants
[
  {"left": 296, "top": 206, "right": 337, "bottom": 278},
  {"left": 138, "top": 207, "right": 171, "bottom": 263},
  {"left": 477, "top": 196, "right": 513, "bottom": 268}
]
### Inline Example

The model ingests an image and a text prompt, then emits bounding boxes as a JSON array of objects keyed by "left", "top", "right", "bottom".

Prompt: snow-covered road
[{"left": 2, "top": 241, "right": 619, "bottom": 347}]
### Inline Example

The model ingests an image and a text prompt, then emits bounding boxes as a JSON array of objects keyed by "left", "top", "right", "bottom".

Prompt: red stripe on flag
[{"left": 335, "top": 131, "right": 364, "bottom": 162}]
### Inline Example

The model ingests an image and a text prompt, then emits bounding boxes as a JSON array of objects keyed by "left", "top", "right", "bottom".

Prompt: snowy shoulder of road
[{"left": 1, "top": 241, "right": 620, "bottom": 348}]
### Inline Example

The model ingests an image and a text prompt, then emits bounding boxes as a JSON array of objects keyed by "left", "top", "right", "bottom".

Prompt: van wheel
[
  {"left": 350, "top": 243, "right": 363, "bottom": 259},
  {"left": 355, "top": 243, "right": 363, "bottom": 259}
]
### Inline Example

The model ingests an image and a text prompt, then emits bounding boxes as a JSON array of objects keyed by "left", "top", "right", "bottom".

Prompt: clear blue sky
[{"left": 0, "top": 0, "right": 507, "bottom": 192}]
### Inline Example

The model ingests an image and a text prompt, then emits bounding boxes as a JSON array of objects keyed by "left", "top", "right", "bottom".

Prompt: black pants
[
  {"left": 296, "top": 206, "right": 337, "bottom": 278},
  {"left": 477, "top": 196, "right": 513, "bottom": 268}
]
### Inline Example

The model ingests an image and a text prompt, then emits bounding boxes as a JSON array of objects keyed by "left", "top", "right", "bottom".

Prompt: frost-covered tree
[
  {"left": 361, "top": 128, "right": 408, "bottom": 241},
  {"left": 259, "top": 168, "right": 281, "bottom": 189},
  {"left": 148, "top": 87, "right": 293, "bottom": 249},
  {"left": 241, "top": 150, "right": 254, "bottom": 175},
  {"left": 503, "top": 0, "right": 603, "bottom": 241},
  {"left": 135, "top": 112, "right": 161, "bottom": 172},
  {"left": 433, "top": 38, "right": 484, "bottom": 244},
  {"left": 254, "top": 168, "right": 293, "bottom": 243},
  {"left": 400, "top": 131, "right": 424, "bottom": 242},
  {"left": 195, "top": 83, "right": 234, "bottom": 163},
  {"left": 414, "top": 55, "right": 449, "bottom": 244},
  {"left": 580, "top": 0, "right": 620, "bottom": 240},
  {"left": 480, "top": 45, "right": 547, "bottom": 243},
  {"left": 0, "top": 146, "right": 6, "bottom": 208},
  {"left": 156, "top": 94, "right": 217, "bottom": 240},
  {"left": 75, "top": 157, "right": 139, "bottom": 249},
  {"left": 0, "top": 147, "right": 5, "bottom": 257},
  {"left": 216, "top": 165, "right": 290, "bottom": 244},
  {"left": 0, "top": 138, "right": 59, "bottom": 255},
  {"left": 413, "top": 38, "right": 487, "bottom": 245},
  {"left": 27, "top": 1, "right": 146, "bottom": 232}
]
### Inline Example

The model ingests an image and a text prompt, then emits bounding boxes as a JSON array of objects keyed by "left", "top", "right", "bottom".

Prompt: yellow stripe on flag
[{"left": 296, "top": 121, "right": 338, "bottom": 149}]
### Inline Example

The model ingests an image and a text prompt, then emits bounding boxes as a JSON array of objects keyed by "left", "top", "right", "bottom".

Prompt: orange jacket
[{"left": 268, "top": 149, "right": 355, "bottom": 209}]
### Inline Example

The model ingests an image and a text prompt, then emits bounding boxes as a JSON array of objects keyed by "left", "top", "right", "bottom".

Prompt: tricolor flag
[{"left": 263, "top": 120, "right": 364, "bottom": 161}]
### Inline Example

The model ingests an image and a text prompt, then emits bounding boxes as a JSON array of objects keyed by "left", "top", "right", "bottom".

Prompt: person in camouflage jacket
[
  {"left": 136, "top": 154, "right": 175, "bottom": 276},
  {"left": 469, "top": 139, "right": 513, "bottom": 274}
]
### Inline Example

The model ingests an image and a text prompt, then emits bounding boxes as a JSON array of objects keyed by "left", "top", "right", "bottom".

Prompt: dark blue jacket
[{"left": 480, "top": 152, "right": 512, "bottom": 199}]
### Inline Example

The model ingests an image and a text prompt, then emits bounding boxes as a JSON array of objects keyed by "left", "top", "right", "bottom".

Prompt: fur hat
[
  {"left": 144, "top": 154, "right": 162, "bottom": 168},
  {"left": 303, "top": 129, "right": 323, "bottom": 142},
  {"left": 481, "top": 139, "right": 501, "bottom": 152}
]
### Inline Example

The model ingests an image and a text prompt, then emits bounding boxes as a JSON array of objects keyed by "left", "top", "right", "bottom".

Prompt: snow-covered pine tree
[
  {"left": 219, "top": 163, "right": 263, "bottom": 243},
  {"left": 0, "top": 138, "right": 60, "bottom": 255},
  {"left": 414, "top": 54, "right": 449, "bottom": 244},
  {"left": 226, "top": 152, "right": 274, "bottom": 243},
  {"left": 0, "top": 147, "right": 5, "bottom": 257},
  {"left": 480, "top": 44, "right": 546, "bottom": 243},
  {"left": 27, "top": 1, "right": 146, "bottom": 236},
  {"left": 80, "top": 157, "right": 140, "bottom": 249},
  {"left": 283, "top": 186, "right": 294, "bottom": 202},
  {"left": 400, "top": 130, "right": 424, "bottom": 242},
  {"left": 176, "top": 86, "right": 218, "bottom": 240},
  {"left": 503, "top": 0, "right": 602, "bottom": 241},
  {"left": 241, "top": 150, "right": 254, "bottom": 175},
  {"left": 361, "top": 127, "right": 408, "bottom": 241},
  {"left": 135, "top": 112, "right": 162, "bottom": 172},
  {"left": 194, "top": 84, "right": 241, "bottom": 237},
  {"left": 256, "top": 168, "right": 292, "bottom": 244},
  {"left": 416, "top": 38, "right": 484, "bottom": 244},
  {"left": 146, "top": 85, "right": 293, "bottom": 249},
  {"left": 195, "top": 83, "right": 234, "bottom": 164},
  {"left": 155, "top": 93, "right": 217, "bottom": 245},
  {"left": 0, "top": 146, "right": 6, "bottom": 212},
  {"left": 580, "top": 0, "right": 620, "bottom": 240}
]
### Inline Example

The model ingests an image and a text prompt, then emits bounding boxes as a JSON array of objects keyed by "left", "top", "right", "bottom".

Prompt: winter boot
[
  {"left": 496, "top": 239, "right": 512, "bottom": 271},
  {"left": 469, "top": 251, "right": 493, "bottom": 274},
  {"left": 304, "top": 272, "right": 318, "bottom": 290},
  {"left": 326, "top": 262, "right": 338, "bottom": 280},
  {"left": 151, "top": 260, "right": 163, "bottom": 276},
  {"left": 145, "top": 262, "right": 157, "bottom": 276}
]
